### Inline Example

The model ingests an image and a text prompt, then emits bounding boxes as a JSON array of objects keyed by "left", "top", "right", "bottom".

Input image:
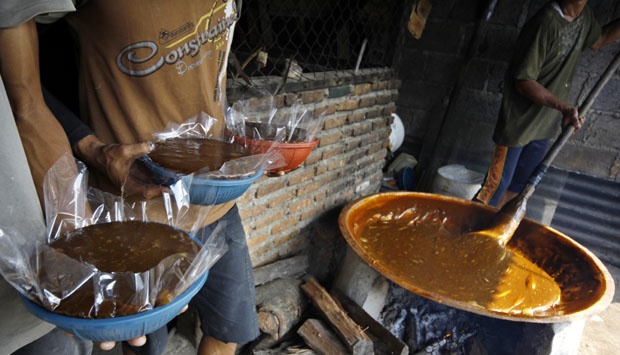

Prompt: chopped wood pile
[{"left": 243, "top": 255, "right": 408, "bottom": 355}]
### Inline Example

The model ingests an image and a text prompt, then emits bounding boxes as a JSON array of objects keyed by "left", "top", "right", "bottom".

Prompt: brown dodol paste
[
  {"left": 48, "top": 221, "right": 199, "bottom": 318},
  {"left": 148, "top": 137, "right": 250, "bottom": 174}
]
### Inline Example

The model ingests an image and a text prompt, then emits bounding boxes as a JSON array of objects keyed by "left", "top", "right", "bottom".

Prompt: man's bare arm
[
  {"left": 0, "top": 19, "right": 73, "bottom": 203},
  {"left": 515, "top": 79, "right": 584, "bottom": 130},
  {"left": 591, "top": 18, "right": 620, "bottom": 50}
]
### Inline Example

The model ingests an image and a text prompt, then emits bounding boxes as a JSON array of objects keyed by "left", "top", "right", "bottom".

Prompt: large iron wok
[{"left": 338, "top": 191, "right": 615, "bottom": 323}]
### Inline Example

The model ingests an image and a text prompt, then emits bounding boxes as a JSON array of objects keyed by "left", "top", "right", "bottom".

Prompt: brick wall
[{"left": 227, "top": 68, "right": 400, "bottom": 266}]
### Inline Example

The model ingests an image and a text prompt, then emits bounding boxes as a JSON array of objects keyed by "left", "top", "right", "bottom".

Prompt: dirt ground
[{"left": 577, "top": 263, "right": 619, "bottom": 355}]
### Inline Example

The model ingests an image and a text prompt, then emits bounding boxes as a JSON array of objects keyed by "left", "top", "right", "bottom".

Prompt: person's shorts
[{"left": 190, "top": 204, "right": 260, "bottom": 344}]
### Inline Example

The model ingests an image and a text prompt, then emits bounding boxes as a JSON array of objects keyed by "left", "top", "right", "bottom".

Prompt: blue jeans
[{"left": 475, "top": 139, "right": 549, "bottom": 207}]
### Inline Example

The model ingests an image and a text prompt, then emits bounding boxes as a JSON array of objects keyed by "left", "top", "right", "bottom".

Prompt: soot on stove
[{"left": 378, "top": 282, "right": 547, "bottom": 355}]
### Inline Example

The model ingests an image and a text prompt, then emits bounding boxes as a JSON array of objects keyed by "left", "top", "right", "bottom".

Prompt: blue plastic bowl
[
  {"left": 20, "top": 270, "right": 208, "bottom": 342},
  {"left": 139, "top": 157, "right": 262, "bottom": 205},
  {"left": 181, "top": 171, "right": 262, "bottom": 205}
]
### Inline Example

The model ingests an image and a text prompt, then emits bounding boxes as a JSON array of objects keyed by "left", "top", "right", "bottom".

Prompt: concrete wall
[
  {"left": 394, "top": 0, "right": 620, "bottom": 189},
  {"left": 228, "top": 68, "right": 399, "bottom": 266}
]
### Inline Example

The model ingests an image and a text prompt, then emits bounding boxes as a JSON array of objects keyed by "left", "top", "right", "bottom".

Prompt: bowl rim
[
  {"left": 186, "top": 168, "right": 263, "bottom": 186},
  {"left": 139, "top": 155, "right": 263, "bottom": 185},
  {"left": 338, "top": 191, "right": 616, "bottom": 323},
  {"left": 233, "top": 135, "right": 319, "bottom": 148},
  {"left": 20, "top": 269, "right": 208, "bottom": 329}
]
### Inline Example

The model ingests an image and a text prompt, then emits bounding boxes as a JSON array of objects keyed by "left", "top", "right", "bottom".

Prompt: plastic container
[
  {"left": 20, "top": 270, "right": 208, "bottom": 341},
  {"left": 389, "top": 113, "right": 405, "bottom": 152},
  {"left": 232, "top": 135, "right": 319, "bottom": 173},
  {"left": 431, "top": 164, "right": 484, "bottom": 200},
  {"left": 139, "top": 157, "right": 262, "bottom": 205},
  {"left": 181, "top": 170, "right": 262, "bottom": 205}
]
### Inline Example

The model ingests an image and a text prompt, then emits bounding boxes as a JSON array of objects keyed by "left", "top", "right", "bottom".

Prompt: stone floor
[{"left": 577, "top": 263, "right": 619, "bottom": 355}]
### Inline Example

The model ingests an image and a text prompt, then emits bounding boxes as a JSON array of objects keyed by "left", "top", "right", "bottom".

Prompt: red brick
[
  {"left": 246, "top": 229, "right": 270, "bottom": 250},
  {"left": 297, "top": 180, "right": 323, "bottom": 196},
  {"left": 289, "top": 198, "right": 314, "bottom": 214},
  {"left": 352, "top": 121, "right": 373, "bottom": 136},
  {"left": 324, "top": 113, "right": 347, "bottom": 129},
  {"left": 382, "top": 104, "right": 397, "bottom": 116},
  {"left": 366, "top": 107, "right": 383, "bottom": 119},
  {"left": 367, "top": 142, "right": 385, "bottom": 155},
  {"left": 238, "top": 202, "right": 267, "bottom": 219},
  {"left": 315, "top": 162, "right": 328, "bottom": 175},
  {"left": 303, "top": 149, "right": 322, "bottom": 166},
  {"left": 321, "top": 144, "right": 344, "bottom": 160},
  {"left": 372, "top": 116, "right": 391, "bottom": 130},
  {"left": 336, "top": 99, "right": 359, "bottom": 112},
  {"left": 255, "top": 178, "right": 287, "bottom": 198},
  {"left": 375, "top": 92, "right": 393, "bottom": 105},
  {"left": 342, "top": 137, "right": 362, "bottom": 152},
  {"left": 314, "top": 170, "right": 338, "bottom": 185},
  {"left": 254, "top": 211, "right": 281, "bottom": 230},
  {"left": 371, "top": 80, "right": 389, "bottom": 91},
  {"left": 352, "top": 83, "right": 372, "bottom": 96},
  {"left": 285, "top": 168, "right": 314, "bottom": 185},
  {"left": 326, "top": 157, "right": 346, "bottom": 171},
  {"left": 300, "top": 202, "right": 325, "bottom": 222},
  {"left": 316, "top": 102, "right": 338, "bottom": 117},
  {"left": 271, "top": 215, "right": 299, "bottom": 235},
  {"left": 300, "top": 89, "right": 327, "bottom": 104},
  {"left": 359, "top": 96, "right": 376, "bottom": 108},
  {"left": 347, "top": 110, "right": 366, "bottom": 123},
  {"left": 319, "top": 131, "right": 341, "bottom": 147},
  {"left": 283, "top": 93, "right": 301, "bottom": 106},
  {"left": 267, "top": 189, "right": 296, "bottom": 208}
]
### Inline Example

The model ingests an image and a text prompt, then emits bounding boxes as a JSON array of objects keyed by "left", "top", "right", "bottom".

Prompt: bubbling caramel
[{"left": 358, "top": 209, "right": 561, "bottom": 316}]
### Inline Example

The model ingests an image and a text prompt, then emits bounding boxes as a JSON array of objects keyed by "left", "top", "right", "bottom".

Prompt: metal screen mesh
[{"left": 230, "top": 0, "right": 405, "bottom": 79}]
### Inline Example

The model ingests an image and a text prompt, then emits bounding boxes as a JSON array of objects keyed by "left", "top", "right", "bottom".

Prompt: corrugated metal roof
[{"left": 527, "top": 167, "right": 620, "bottom": 268}]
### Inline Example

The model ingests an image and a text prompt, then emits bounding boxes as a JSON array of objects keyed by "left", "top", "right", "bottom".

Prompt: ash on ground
[{"left": 379, "top": 282, "right": 530, "bottom": 355}]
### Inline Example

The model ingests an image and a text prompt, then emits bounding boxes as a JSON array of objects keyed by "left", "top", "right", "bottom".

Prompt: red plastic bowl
[{"left": 233, "top": 135, "right": 318, "bottom": 173}]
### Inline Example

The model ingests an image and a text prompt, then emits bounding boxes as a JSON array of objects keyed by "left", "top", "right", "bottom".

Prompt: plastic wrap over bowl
[
  {"left": 232, "top": 135, "right": 318, "bottom": 173},
  {"left": 20, "top": 270, "right": 208, "bottom": 341}
]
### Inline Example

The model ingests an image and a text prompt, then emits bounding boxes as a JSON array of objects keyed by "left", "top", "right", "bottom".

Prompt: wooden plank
[
  {"left": 253, "top": 254, "right": 308, "bottom": 286},
  {"left": 297, "top": 318, "right": 349, "bottom": 354},
  {"left": 301, "top": 277, "right": 374, "bottom": 354},
  {"left": 331, "top": 289, "right": 409, "bottom": 355}
]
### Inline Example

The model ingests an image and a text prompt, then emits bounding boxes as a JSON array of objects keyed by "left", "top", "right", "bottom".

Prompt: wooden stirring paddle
[{"left": 469, "top": 50, "right": 620, "bottom": 249}]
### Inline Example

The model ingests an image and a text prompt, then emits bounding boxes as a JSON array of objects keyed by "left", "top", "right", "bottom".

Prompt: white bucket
[{"left": 431, "top": 164, "right": 484, "bottom": 200}]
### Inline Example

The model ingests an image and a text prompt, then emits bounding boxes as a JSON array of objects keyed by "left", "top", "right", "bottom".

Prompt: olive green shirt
[{"left": 493, "top": 2, "right": 601, "bottom": 147}]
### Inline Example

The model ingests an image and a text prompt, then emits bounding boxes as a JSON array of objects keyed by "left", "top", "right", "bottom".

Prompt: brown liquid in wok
[{"left": 359, "top": 209, "right": 561, "bottom": 316}]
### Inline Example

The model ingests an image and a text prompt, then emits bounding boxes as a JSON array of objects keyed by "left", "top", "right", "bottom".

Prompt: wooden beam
[
  {"left": 300, "top": 277, "right": 374, "bottom": 354},
  {"left": 331, "top": 289, "right": 409, "bottom": 355},
  {"left": 297, "top": 318, "right": 349, "bottom": 354},
  {"left": 253, "top": 254, "right": 308, "bottom": 286}
]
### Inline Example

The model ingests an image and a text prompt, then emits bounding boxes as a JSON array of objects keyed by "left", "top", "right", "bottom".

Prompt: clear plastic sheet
[
  {"left": 143, "top": 112, "right": 285, "bottom": 179},
  {"left": 0, "top": 154, "right": 227, "bottom": 318},
  {"left": 225, "top": 94, "right": 325, "bottom": 144}
]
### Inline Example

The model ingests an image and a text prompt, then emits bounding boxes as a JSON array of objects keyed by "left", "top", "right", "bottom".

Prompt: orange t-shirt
[{"left": 65, "top": 0, "right": 239, "bottom": 224}]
